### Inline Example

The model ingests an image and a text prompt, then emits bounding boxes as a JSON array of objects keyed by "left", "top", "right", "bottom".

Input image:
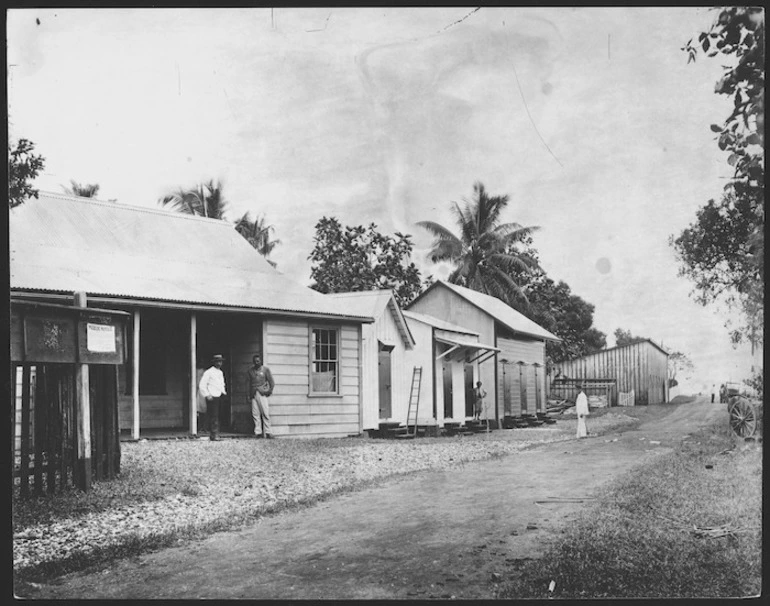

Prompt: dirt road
[{"left": 19, "top": 396, "right": 724, "bottom": 600}]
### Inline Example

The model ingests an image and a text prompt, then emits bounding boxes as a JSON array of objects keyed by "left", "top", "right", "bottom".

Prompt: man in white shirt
[
  {"left": 575, "top": 383, "right": 589, "bottom": 438},
  {"left": 199, "top": 354, "right": 227, "bottom": 441}
]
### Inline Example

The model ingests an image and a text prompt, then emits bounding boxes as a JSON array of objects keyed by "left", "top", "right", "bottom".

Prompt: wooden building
[
  {"left": 406, "top": 281, "right": 559, "bottom": 426},
  {"left": 552, "top": 340, "right": 670, "bottom": 406},
  {"left": 402, "top": 310, "right": 499, "bottom": 427},
  {"left": 10, "top": 193, "right": 372, "bottom": 439},
  {"left": 326, "top": 291, "right": 416, "bottom": 431}
]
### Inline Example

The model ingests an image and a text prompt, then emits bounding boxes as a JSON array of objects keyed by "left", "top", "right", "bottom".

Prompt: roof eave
[{"left": 11, "top": 289, "right": 374, "bottom": 323}]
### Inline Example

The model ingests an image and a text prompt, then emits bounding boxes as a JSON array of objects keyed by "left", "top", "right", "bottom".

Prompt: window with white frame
[{"left": 310, "top": 327, "right": 339, "bottom": 394}]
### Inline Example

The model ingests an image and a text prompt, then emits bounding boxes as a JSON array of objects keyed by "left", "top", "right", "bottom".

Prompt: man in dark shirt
[{"left": 247, "top": 354, "right": 275, "bottom": 438}]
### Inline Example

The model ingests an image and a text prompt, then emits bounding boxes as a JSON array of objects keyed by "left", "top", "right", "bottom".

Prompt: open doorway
[
  {"left": 464, "top": 363, "right": 475, "bottom": 417},
  {"left": 378, "top": 342, "right": 394, "bottom": 419},
  {"left": 196, "top": 314, "right": 233, "bottom": 432}
]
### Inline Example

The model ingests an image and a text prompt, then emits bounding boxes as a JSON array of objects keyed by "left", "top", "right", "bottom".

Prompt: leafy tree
[
  {"left": 417, "top": 181, "right": 539, "bottom": 307},
  {"left": 63, "top": 180, "right": 100, "bottom": 198},
  {"left": 524, "top": 276, "right": 607, "bottom": 364},
  {"left": 683, "top": 7, "right": 764, "bottom": 186},
  {"left": 501, "top": 236, "right": 606, "bottom": 364},
  {"left": 668, "top": 351, "right": 695, "bottom": 388},
  {"left": 744, "top": 368, "right": 763, "bottom": 398},
  {"left": 613, "top": 328, "right": 648, "bottom": 347},
  {"left": 8, "top": 138, "right": 45, "bottom": 208},
  {"left": 234, "top": 212, "right": 281, "bottom": 268},
  {"left": 160, "top": 180, "right": 280, "bottom": 268},
  {"left": 159, "top": 179, "right": 228, "bottom": 219},
  {"left": 308, "top": 216, "right": 422, "bottom": 307},
  {"left": 676, "top": 7, "right": 764, "bottom": 347}
]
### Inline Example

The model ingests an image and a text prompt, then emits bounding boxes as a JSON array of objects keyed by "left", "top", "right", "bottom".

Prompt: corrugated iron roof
[
  {"left": 417, "top": 281, "right": 560, "bottom": 341},
  {"left": 326, "top": 290, "right": 415, "bottom": 348},
  {"left": 10, "top": 193, "right": 372, "bottom": 321}
]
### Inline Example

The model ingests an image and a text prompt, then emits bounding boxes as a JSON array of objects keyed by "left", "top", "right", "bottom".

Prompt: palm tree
[
  {"left": 63, "top": 180, "right": 100, "bottom": 198},
  {"left": 159, "top": 179, "right": 228, "bottom": 219},
  {"left": 417, "top": 181, "right": 540, "bottom": 305},
  {"left": 234, "top": 212, "right": 281, "bottom": 268}
]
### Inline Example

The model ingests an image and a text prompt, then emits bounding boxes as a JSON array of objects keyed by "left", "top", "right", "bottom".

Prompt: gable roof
[
  {"left": 9, "top": 193, "right": 371, "bottom": 322},
  {"left": 327, "top": 290, "right": 415, "bottom": 348},
  {"left": 410, "top": 280, "right": 560, "bottom": 341},
  {"left": 402, "top": 310, "right": 480, "bottom": 336}
]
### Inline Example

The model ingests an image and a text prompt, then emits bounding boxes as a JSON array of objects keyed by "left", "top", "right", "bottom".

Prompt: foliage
[
  {"left": 668, "top": 351, "right": 695, "bottom": 387},
  {"left": 308, "top": 217, "right": 422, "bottom": 307},
  {"left": 159, "top": 180, "right": 281, "bottom": 267},
  {"left": 417, "top": 181, "right": 539, "bottom": 307},
  {"left": 63, "top": 180, "right": 100, "bottom": 198},
  {"left": 159, "top": 179, "right": 229, "bottom": 219},
  {"left": 676, "top": 7, "right": 764, "bottom": 347},
  {"left": 513, "top": 267, "right": 606, "bottom": 364},
  {"left": 8, "top": 138, "right": 45, "bottom": 208},
  {"left": 613, "top": 328, "right": 648, "bottom": 347},
  {"left": 683, "top": 7, "right": 764, "bottom": 186},
  {"left": 743, "top": 368, "right": 763, "bottom": 399},
  {"left": 234, "top": 212, "right": 281, "bottom": 268},
  {"left": 671, "top": 184, "right": 764, "bottom": 346}
]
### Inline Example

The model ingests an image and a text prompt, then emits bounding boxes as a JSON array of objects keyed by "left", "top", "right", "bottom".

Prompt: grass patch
[{"left": 497, "top": 420, "right": 762, "bottom": 599}]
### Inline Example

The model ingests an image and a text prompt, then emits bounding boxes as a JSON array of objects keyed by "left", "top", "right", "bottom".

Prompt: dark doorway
[
  {"left": 442, "top": 361, "right": 453, "bottom": 419},
  {"left": 502, "top": 362, "right": 513, "bottom": 416},
  {"left": 196, "top": 315, "right": 232, "bottom": 432},
  {"left": 464, "top": 364, "right": 475, "bottom": 417},
  {"left": 378, "top": 342, "right": 393, "bottom": 419},
  {"left": 518, "top": 363, "right": 528, "bottom": 414}
]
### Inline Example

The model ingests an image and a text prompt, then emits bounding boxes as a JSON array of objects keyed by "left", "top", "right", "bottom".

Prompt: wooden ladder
[{"left": 397, "top": 367, "right": 422, "bottom": 439}]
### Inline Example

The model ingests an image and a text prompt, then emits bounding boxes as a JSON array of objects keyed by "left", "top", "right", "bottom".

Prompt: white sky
[{"left": 7, "top": 7, "right": 761, "bottom": 392}]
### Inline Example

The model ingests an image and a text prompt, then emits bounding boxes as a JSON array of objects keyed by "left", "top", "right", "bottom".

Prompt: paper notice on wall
[{"left": 87, "top": 323, "right": 115, "bottom": 352}]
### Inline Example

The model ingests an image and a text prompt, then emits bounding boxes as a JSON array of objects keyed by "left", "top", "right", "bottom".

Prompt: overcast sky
[{"left": 7, "top": 7, "right": 760, "bottom": 392}]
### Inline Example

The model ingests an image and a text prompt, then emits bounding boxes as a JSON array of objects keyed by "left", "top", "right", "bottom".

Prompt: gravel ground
[{"left": 13, "top": 412, "right": 639, "bottom": 576}]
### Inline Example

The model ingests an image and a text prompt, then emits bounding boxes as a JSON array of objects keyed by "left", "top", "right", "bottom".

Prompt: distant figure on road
[
  {"left": 711, "top": 385, "right": 716, "bottom": 403},
  {"left": 473, "top": 381, "right": 487, "bottom": 421},
  {"left": 199, "top": 354, "right": 227, "bottom": 441},
  {"left": 247, "top": 354, "right": 275, "bottom": 438},
  {"left": 719, "top": 384, "right": 726, "bottom": 403},
  {"left": 575, "top": 383, "right": 589, "bottom": 438}
]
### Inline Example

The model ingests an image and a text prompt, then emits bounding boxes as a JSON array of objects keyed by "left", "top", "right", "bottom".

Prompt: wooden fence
[
  {"left": 12, "top": 363, "right": 120, "bottom": 497},
  {"left": 618, "top": 390, "right": 636, "bottom": 407}
]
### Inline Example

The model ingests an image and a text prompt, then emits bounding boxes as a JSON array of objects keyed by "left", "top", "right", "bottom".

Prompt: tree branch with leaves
[
  {"left": 308, "top": 217, "right": 422, "bottom": 307},
  {"left": 8, "top": 138, "right": 45, "bottom": 208}
]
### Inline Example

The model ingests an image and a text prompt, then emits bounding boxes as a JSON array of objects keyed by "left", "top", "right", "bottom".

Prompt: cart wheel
[{"left": 729, "top": 398, "right": 758, "bottom": 438}]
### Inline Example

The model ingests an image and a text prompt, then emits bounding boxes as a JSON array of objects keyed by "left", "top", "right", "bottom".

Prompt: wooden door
[
  {"left": 442, "top": 362, "right": 453, "bottom": 419},
  {"left": 464, "top": 364, "right": 475, "bottom": 417},
  {"left": 378, "top": 349, "right": 392, "bottom": 419},
  {"left": 502, "top": 363, "right": 512, "bottom": 416},
  {"left": 518, "top": 362, "right": 528, "bottom": 414}
]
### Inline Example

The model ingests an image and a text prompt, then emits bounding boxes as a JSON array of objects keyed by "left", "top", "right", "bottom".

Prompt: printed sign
[{"left": 87, "top": 323, "right": 116, "bottom": 352}]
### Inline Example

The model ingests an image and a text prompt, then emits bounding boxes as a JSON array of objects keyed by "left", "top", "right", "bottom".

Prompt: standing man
[
  {"left": 473, "top": 381, "right": 487, "bottom": 421},
  {"left": 199, "top": 354, "right": 227, "bottom": 441},
  {"left": 575, "top": 383, "right": 589, "bottom": 438},
  {"left": 247, "top": 353, "right": 275, "bottom": 438}
]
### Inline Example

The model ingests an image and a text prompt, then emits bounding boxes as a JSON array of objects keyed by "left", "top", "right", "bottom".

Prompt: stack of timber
[
  {"left": 547, "top": 398, "right": 573, "bottom": 414},
  {"left": 501, "top": 415, "right": 531, "bottom": 429},
  {"left": 521, "top": 413, "right": 545, "bottom": 427},
  {"left": 536, "top": 411, "right": 557, "bottom": 425}
]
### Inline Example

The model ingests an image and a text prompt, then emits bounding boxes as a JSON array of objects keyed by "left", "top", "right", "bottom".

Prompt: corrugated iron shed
[{"left": 10, "top": 193, "right": 371, "bottom": 322}]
